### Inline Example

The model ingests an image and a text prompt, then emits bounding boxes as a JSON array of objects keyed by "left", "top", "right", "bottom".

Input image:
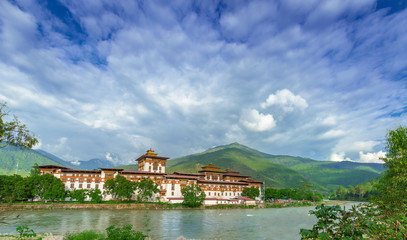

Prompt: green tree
[
  {"left": 181, "top": 184, "right": 206, "bottom": 208},
  {"left": 242, "top": 187, "right": 260, "bottom": 200},
  {"left": 88, "top": 188, "right": 103, "bottom": 203},
  {"left": 70, "top": 189, "right": 88, "bottom": 203},
  {"left": 105, "top": 175, "right": 136, "bottom": 201},
  {"left": 30, "top": 173, "right": 67, "bottom": 202},
  {"left": 0, "top": 102, "right": 39, "bottom": 149},
  {"left": 135, "top": 178, "right": 159, "bottom": 202}
]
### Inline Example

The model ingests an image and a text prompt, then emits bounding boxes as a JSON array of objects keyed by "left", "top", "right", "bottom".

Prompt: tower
[{"left": 136, "top": 149, "right": 169, "bottom": 173}]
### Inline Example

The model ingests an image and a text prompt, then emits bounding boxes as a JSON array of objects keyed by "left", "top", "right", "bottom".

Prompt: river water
[{"left": 0, "top": 203, "right": 356, "bottom": 240}]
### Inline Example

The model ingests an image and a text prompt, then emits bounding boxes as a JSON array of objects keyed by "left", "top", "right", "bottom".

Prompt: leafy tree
[
  {"left": 0, "top": 102, "right": 38, "bottom": 149},
  {"left": 30, "top": 173, "right": 67, "bottom": 202},
  {"left": 241, "top": 187, "right": 260, "bottom": 200},
  {"left": 301, "top": 126, "right": 407, "bottom": 239},
  {"left": 136, "top": 178, "right": 159, "bottom": 202},
  {"left": 181, "top": 184, "right": 206, "bottom": 208},
  {"left": 105, "top": 175, "right": 136, "bottom": 201},
  {"left": 70, "top": 189, "right": 88, "bottom": 203},
  {"left": 88, "top": 188, "right": 103, "bottom": 203}
]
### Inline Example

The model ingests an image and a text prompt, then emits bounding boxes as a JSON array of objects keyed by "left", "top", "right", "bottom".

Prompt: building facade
[{"left": 37, "top": 149, "right": 263, "bottom": 204}]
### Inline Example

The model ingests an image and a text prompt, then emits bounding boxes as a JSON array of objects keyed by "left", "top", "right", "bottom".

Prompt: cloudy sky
[{"left": 1, "top": 0, "right": 406, "bottom": 165}]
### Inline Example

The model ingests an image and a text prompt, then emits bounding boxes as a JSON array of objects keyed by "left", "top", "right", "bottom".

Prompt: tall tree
[
  {"left": 0, "top": 102, "right": 38, "bottom": 149},
  {"left": 136, "top": 178, "right": 159, "bottom": 202},
  {"left": 104, "top": 175, "right": 136, "bottom": 201},
  {"left": 241, "top": 187, "right": 260, "bottom": 200},
  {"left": 181, "top": 184, "right": 206, "bottom": 208}
]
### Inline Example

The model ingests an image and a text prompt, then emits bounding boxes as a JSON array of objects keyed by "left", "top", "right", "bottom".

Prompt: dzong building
[{"left": 37, "top": 149, "right": 263, "bottom": 205}]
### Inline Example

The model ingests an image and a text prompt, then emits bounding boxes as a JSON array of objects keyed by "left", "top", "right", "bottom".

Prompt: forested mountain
[
  {"left": 0, "top": 146, "right": 64, "bottom": 175},
  {"left": 166, "top": 143, "right": 384, "bottom": 192}
]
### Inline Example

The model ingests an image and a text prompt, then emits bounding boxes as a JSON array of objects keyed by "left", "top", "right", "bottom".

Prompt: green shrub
[
  {"left": 105, "top": 225, "right": 147, "bottom": 240},
  {"left": 63, "top": 230, "right": 105, "bottom": 240}
]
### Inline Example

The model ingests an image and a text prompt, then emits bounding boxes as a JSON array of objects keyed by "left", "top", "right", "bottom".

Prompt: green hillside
[
  {"left": 167, "top": 143, "right": 317, "bottom": 189},
  {"left": 166, "top": 143, "right": 384, "bottom": 192},
  {"left": 0, "top": 146, "right": 67, "bottom": 176}
]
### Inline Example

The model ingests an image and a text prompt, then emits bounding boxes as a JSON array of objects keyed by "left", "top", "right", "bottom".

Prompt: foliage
[
  {"left": 0, "top": 102, "right": 39, "bottom": 149},
  {"left": 16, "top": 224, "right": 37, "bottom": 239},
  {"left": 29, "top": 173, "right": 67, "bottom": 202},
  {"left": 135, "top": 178, "right": 160, "bottom": 202},
  {"left": 105, "top": 175, "right": 136, "bottom": 201},
  {"left": 241, "top": 187, "right": 260, "bottom": 200},
  {"left": 265, "top": 187, "right": 323, "bottom": 202},
  {"left": 88, "top": 189, "right": 103, "bottom": 203},
  {"left": 70, "top": 189, "right": 88, "bottom": 203},
  {"left": 105, "top": 225, "right": 147, "bottom": 240},
  {"left": 330, "top": 180, "right": 378, "bottom": 201},
  {"left": 165, "top": 142, "right": 383, "bottom": 192},
  {"left": 63, "top": 230, "right": 105, "bottom": 240},
  {"left": 0, "top": 145, "right": 62, "bottom": 176},
  {"left": 181, "top": 184, "right": 206, "bottom": 208},
  {"left": 300, "top": 126, "right": 407, "bottom": 239}
]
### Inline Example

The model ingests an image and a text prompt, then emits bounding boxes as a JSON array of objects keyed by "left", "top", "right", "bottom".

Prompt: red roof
[
  {"left": 37, "top": 165, "right": 69, "bottom": 169},
  {"left": 223, "top": 173, "right": 251, "bottom": 178},
  {"left": 237, "top": 196, "right": 255, "bottom": 201},
  {"left": 136, "top": 155, "right": 169, "bottom": 162},
  {"left": 198, "top": 179, "right": 248, "bottom": 185},
  {"left": 239, "top": 179, "right": 263, "bottom": 184},
  {"left": 165, "top": 174, "right": 199, "bottom": 179},
  {"left": 100, "top": 168, "right": 123, "bottom": 171},
  {"left": 120, "top": 170, "right": 165, "bottom": 175},
  {"left": 173, "top": 172, "right": 205, "bottom": 176},
  {"left": 61, "top": 169, "right": 101, "bottom": 173},
  {"left": 167, "top": 197, "right": 184, "bottom": 200}
]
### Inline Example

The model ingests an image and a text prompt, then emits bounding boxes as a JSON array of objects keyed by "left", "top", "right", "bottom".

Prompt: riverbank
[{"left": 0, "top": 200, "right": 344, "bottom": 211}]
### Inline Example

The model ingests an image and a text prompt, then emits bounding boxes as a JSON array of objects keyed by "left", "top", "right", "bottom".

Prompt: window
[
  {"left": 96, "top": 184, "right": 99, "bottom": 189},
  {"left": 171, "top": 192, "right": 174, "bottom": 196},
  {"left": 87, "top": 178, "right": 91, "bottom": 183},
  {"left": 95, "top": 179, "right": 100, "bottom": 183},
  {"left": 79, "top": 178, "right": 84, "bottom": 183},
  {"left": 79, "top": 184, "right": 82, "bottom": 188},
  {"left": 87, "top": 184, "right": 90, "bottom": 188},
  {"left": 208, "top": 192, "right": 211, "bottom": 196},
  {"left": 70, "top": 183, "right": 74, "bottom": 188},
  {"left": 70, "top": 178, "right": 75, "bottom": 183},
  {"left": 171, "top": 182, "right": 175, "bottom": 190}
]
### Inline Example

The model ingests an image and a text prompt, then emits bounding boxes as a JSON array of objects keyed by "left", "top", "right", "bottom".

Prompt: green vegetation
[
  {"left": 88, "top": 189, "right": 103, "bottom": 203},
  {"left": 16, "top": 224, "right": 37, "bottom": 239},
  {"left": 105, "top": 175, "right": 137, "bottom": 201},
  {"left": 265, "top": 187, "right": 323, "bottom": 202},
  {"left": 300, "top": 126, "right": 407, "bottom": 239},
  {"left": 136, "top": 178, "right": 159, "bottom": 202},
  {"left": 165, "top": 142, "right": 384, "bottom": 192},
  {"left": 241, "top": 187, "right": 260, "bottom": 200},
  {"left": 181, "top": 184, "right": 206, "bottom": 208},
  {"left": 0, "top": 102, "right": 38, "bottom": 149},
  {"left": 330, "top": 179, "right": 378, "bottom": 201},
  {"left": 70, "top": 189, "right": 88, "bottom": 203}
]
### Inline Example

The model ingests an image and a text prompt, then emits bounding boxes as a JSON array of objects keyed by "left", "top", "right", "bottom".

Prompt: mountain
[
  {"left": 35, "top": 149, "right": 79, "bottom": 169},
  {"left": 165, "top": 143, "right": 384, "bottom": 192},
  {"left": 77, "top": 158, "right": 116, "bottom": 170},
  {"left": 0, "top": 146, "right": 68, "bottom": 175}
]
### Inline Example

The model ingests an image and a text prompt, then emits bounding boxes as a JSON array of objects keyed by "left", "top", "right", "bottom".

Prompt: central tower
[{"left": 136, "top": 149, "right": 169, "bottom": 173}]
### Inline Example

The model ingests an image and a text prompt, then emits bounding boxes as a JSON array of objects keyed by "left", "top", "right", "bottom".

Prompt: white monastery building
[{"left": 37, "top": 149, "right": 263, "bottom": 205}]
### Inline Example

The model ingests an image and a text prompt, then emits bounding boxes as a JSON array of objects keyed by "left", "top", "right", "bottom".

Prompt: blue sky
[{"left": 0, "top": 0, "right": 406, "bottom": 165}]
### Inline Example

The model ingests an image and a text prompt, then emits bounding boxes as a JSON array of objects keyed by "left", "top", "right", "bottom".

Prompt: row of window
[
  {"left": 69, "top": 183, "right": 100, "bottom": 189},
  {"left": 206, "top": 192, "right": 241, "bottom": 197}
]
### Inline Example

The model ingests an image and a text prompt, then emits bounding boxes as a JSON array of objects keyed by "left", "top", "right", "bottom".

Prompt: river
[{"left": 0, "top": 203, "right": 357, "bottom": 240}]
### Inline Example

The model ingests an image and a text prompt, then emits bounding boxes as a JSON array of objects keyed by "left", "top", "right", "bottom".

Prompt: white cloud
[
  {"left": 330, "top": 152, "right": 352, "bottom": 162},
  {"left": 320, "top": 129, "right": 346, "bottom": 139},
  {"left": 240, "top": 109, "right": 276, "bottom": 132},
  {"left": 359, "top": 151, "right": 386, "bottom": 163},
  {"left": 261, "top": 89, "right": 308, "bottom": 112}
]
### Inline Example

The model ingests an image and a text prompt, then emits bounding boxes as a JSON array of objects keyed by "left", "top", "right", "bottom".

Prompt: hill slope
[
  {"left": 166, "top": 143, "right": 384, "bottom": 192},
  {"left": 0, "top": 146, "right": 68, "bottom": 175}
]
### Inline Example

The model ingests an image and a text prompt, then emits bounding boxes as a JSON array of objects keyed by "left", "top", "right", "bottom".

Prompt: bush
[
  {"left": 63, "top": 230, "right": 105, "bottom": 240},
  {"left": 105, "top": 225, "right": 147, "bottom": 240}
]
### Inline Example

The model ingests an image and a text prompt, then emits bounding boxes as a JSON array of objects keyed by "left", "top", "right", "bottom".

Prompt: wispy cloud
[{"left": 0, "top": 0, "right": 406, "bottom": 164}]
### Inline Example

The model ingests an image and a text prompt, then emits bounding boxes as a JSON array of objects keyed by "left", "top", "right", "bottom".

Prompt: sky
[{"left": 1, "top": 0, "right": 406, "bottom": 165}]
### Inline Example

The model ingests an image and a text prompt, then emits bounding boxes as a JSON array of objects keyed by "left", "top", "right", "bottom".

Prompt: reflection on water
[{"left": 0, "top": 203, "right": 357, "bottom": 240}]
